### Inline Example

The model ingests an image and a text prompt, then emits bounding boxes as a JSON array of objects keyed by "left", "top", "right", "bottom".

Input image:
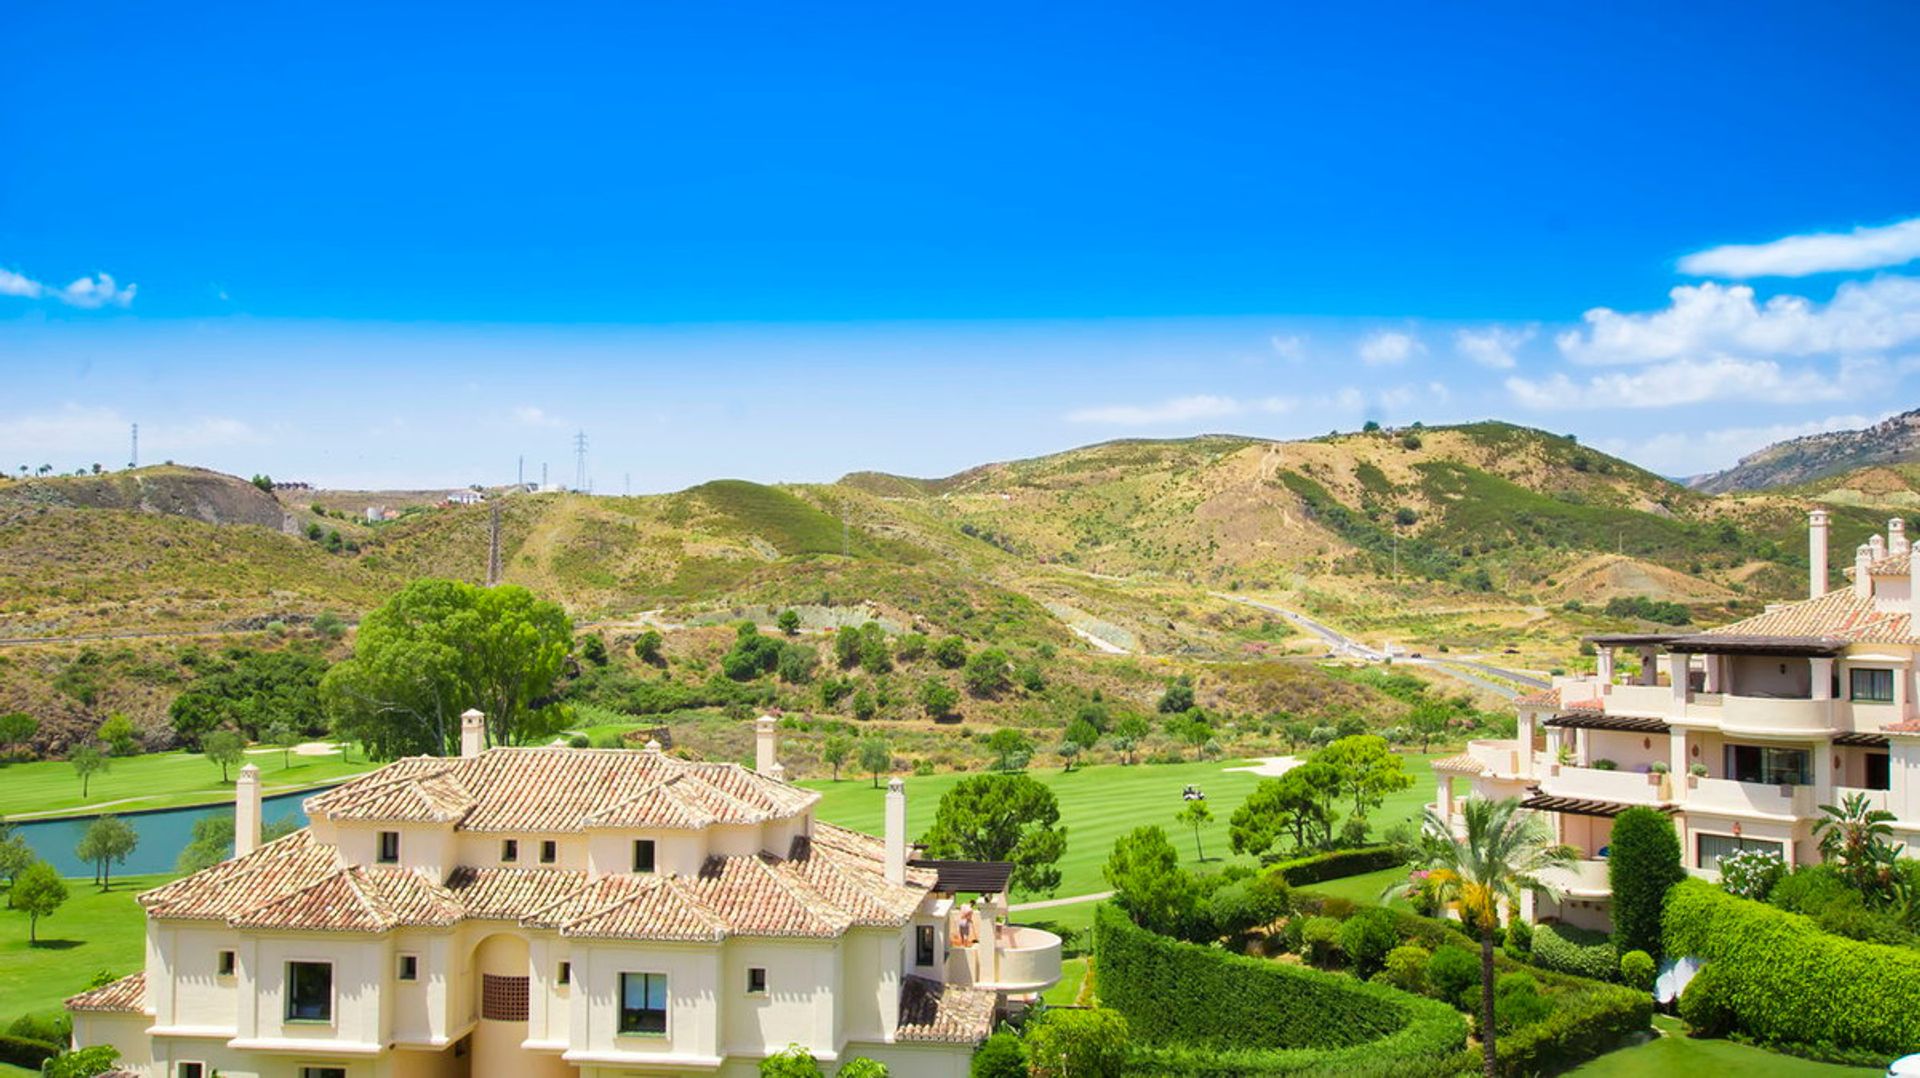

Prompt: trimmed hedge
[
  {"left": 1530, "top": 921, "right": 1617, "bottom": 981},
  {"left": 1664, "top": 878, "right": 1920, "bottom": 1060},
  {"left": 1267, "top": 846, "right": 1406, "bottom": 886},
  {"left": 0, "top": 1034, "right": 60, "bottom": 1071},
  {"left": 1094, "top": 904, "right": 1465, "bottom": 1074},
  {"left": 1608, "top": 806, "right": 1683, "bottom": 959}
]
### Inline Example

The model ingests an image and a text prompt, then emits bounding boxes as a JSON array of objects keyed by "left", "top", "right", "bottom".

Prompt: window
[
  {"left": 177, "top": 1064, "right": 205, "bottom": 1078},
  {"left": 1850, "top": 668, "right": 1895, "bottom": 703},
  {"left": 286, "top": 961, "right": 333, "bottom": 1022},
  {"left": 1724, "top": 744, "right": 1811, "bottom": 786},
  {"left": 216, "top": 950, "right": 236, "bottom": 976},
  {"left": 481, "top": 974, "right": 529, "bottom": 1021},
  {"left": 1867, "top": 752, "right": 1891, "bottom": 791},
  {"left": 915, "top": 924, "right": 936, "bottom": 967},
  {"left": 557, "top": 961, "right": 571, "bottom": 986},
  {"left": 501, "top": 839, "right": 519, "bottom": 863},
  {"left": 299, "top": 1068, "right": 347, "bottom": 1078},
  {"left": 398, "top": 954, "right": 418, "bottom": 981},
  {"left": 747, "top": 967, "right": 767, "bottom": 994},
  {"left": 540, "top": 840, "right": 557, "bottom": 864},
  {"left": 632, "top": 839, "right": 656, "bottom": 873},
  {"left": 1697, "top": 833, "right": 1784, "bottom": 872},
  {"left": 618, "top": 972, "right": 668, "bottom": 1035},
  {"left": 377, "top": 830, "right": 400, "bottom": 864}
]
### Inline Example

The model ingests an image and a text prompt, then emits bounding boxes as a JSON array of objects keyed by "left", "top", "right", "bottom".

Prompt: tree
[
  {"left": 0, "top": 833, "right": 33, "bottom": 904},
  {"left": 1064, "top": 718, "right": 1100, "bottom": 753},
  {"left": 1315, "top": 735, "right": 1415, "bottom": 818},
  {"left": 919, "top": 678, "right": 959, "bottom": 720},
  {"left": 833, "top": 627, "right": 862, "bottom": 668},
  {"left": 1024, "top": 1007, "right": 1128, "bottom": 1078},
  {"left": 176, "top": 815, "right": 298, "bottom": 874},
  {"left": 984, "top": 728, "right": 1033, "bottom": 772},
  {"left": 321, "top": 579, "right": 573, "bottom": 758},
  {"left": 1111, "top": 715, "right": 1150, "bottom": 765},
  {"left": 267, "top": 721, "right": 302, "bottom": 768},
  {"left": 202, "top": 730, "right": 246, "bottom": 782},
  {"left": 75, "top": 815, "right": 138, "bottom": 889},
  {"left": 1607, "top": 806, "right": 1683, "bottom": 959},
  {"left": 820, "top": 734, "right": 853, "bottom": 781},
  {"left": 1814, "top": 791, "right": 1905, "bottom": 907},
  {"left": 894, "top": 632, "right": 927, "bottom": 661},
  {"left": 1055, "top": 738, "right": 1080, "bottom": 772},
  {"left": 920, "top": 774, "right": 1066, "bottom": 894},
  {"left": 856, "top": 622, "right": 891, "bottom": 674},
  {"left": 858, "top": 735, "right": 891, "bottom": 788},
  {"left": 70, "top": 743, "right": 108, "bottom": 798},
  {"left": 850, "top": 687, "right": 878, "bottom": 722},
  {"left": 169, "top": 645, "right": 332, "bottom": 746},
  {"left": 14, "top": 860, "right": 68, "bottom": 943},
  {"left": 758, "top": 1043, "right": 823, "bottom": 1077},
  {"left": 962, "top": 648, "right": 1009, "bottom": 697},
  {"left": 632, "top": 630, "right": 665, "bottom": 664},
  {"left": 722, "top": 623, "right": 784, "bottom": 681},
  {"left": 838, "top": 1060, "right": 886, "bottom": 1078},
  {"left": 94, "top": 713, "right": 138, "bottom": 757},
  {"left": 969, "top": 1031, "right": 1028, "bottom": 1078},
  {"left": 1175, "top": 799, "right": 1213, "bottom": 861},
  {"left": 1228, "top": 761, "right": 1338, "bottom": 859},
  {"left": 42, "top": 1046, "right": 122, "bottom": 1078},
  {"left": 776, "top": 609, "right": 802, "bottom": 636},
  {"left": 0, "top": 711, "right": 37, "bottom": 756},
  {"left": 931, "top": 636, "right": 968, "bottom": 669},
  {"left": 1409, "top": 701, "right": 1451, "bottom": 754},
  {"left": 579, "top": 632, "right": 609, "bottom": 666},
  {"left": 1156, "top": 677, "right": 1195, "bottom": 714},
  {"left": 1403, "top": 797, "right": 1573, "bottom": 1078}
]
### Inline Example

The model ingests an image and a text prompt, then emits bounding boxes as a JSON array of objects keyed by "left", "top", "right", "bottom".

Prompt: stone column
[{"left": 1811, "top": 657, "right": 1835, "bottom": 701}]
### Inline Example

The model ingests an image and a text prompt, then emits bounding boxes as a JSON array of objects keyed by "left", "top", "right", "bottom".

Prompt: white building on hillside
[
  {"left": 1436, "top": 510, "right": 1920, "bottom": 931},
  {"left": 67, "top": 716, "right": 1059, "bottom": 1078}
]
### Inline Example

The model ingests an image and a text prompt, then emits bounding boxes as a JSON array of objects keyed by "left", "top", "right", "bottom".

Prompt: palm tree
[
  {"left": 1403, "top": 796, "right": 1574, "bottom": 1077},
  {"left": 1814, "top": 792, "right": 1903, "bottom": 905}
]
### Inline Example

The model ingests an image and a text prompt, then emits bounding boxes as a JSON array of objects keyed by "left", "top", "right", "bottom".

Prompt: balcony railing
[
  {"left": 1540, "top": 858, "right": 1611, "bottom": 899},
  {"left": 977, "top": 925, "right": 1062, "bottom": 993},
  {"left": 1539, "top": 765, "right": 1668, "bottom": 805},
  {"left": 1603, "top": 684, "right": 1672, "bottom": 716},
  {"left": 1683, "top": 777, "right": 1815, "bottom": 818}
]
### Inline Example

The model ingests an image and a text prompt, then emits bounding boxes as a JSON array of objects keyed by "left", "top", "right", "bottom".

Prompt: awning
[
  {"left": 1833, "top": 732, "right": 1891, "bottom": 748},
  {"left": 910, "top": 859, "right": 1015, "bottom": 895},
  {"left": 1584, "top": 633, "right": 1684, "bottom": 648},
  {"left": 1544, "top": 713, "right": 1671, "bottom": 734},
  {"left": 1663, "top": 634, "right": 1849, "bottom": 657},
  {"left": 1520, "top": 793, "right": 1676, "bottom": 818}
]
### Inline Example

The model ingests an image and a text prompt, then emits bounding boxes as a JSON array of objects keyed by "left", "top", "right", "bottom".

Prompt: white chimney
[
  {"left": 1855, "top": 543, "right": 1874, "bottom": 598},
  {"left": 754, "top": 715, "right": 784, "bottom": 780},
  {"left": 235, "top": 763, "right": 262, "bottom": 857},
  {"left": 1809, "top": 509, "right": 1830, "bottom": 598},
  {"left": 1909, "top": 549, "right": 1920, "bottom": 622},
  {"left": 1892, "top": 518, "right": 1910, "bottom": 557},
  {"left": 1871, "top": 533, "right": 1887, "bottom": 560},
  {"left": 884, "top": 777, "right": 907, "bottom": 885},
  {"left": 460, "top": 708, "right": 486, "bottom": 758}
]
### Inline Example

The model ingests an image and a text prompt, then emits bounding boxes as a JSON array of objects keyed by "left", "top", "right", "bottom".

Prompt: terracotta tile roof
[
  {"left": 1703, "top": 588, "right": 1920, "bottom": 646},
  {"left": 65, "top": 972, "right": 147, "bottom": 1014},
  {"left": 303, "top": 748, "right": 819, "bottom": 833},
  {"left": 1565, "top": 697, "right": 1605, "bottom": 712},
  {"left": 1431, "top": 752, "right": 1486, "bottom": 775},
  {"left": 1867, "top": 551, "right": 1912, "bottom": 575},
  {"left": 1514, "top": 688, "right": 1560, "bottom": 709},
  {"left": 139, "top": 830, "right": 340, "bottom": 921},
  {"left": 1884, "top": 719, "right": 1920, "bottom": 735},
  {"left": 446, "top": 867, "right": 590, "bottom": 920},
  {"left": 896, "top": 976, "right": 995, "bottom": 1043}
]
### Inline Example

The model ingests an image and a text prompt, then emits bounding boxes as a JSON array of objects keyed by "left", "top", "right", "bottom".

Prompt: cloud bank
[{"left": 1680, "top": 217, "right": 1920, "bottom": 278}]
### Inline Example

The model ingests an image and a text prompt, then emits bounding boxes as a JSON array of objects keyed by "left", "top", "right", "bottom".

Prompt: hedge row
[
  {"left": 1093, "top": 903, "right": 1466, "bottom": 1072},
  {"left": 1529, "top": 921, "right": 1618, "bottom": 981},
  {"left": 1664, "top": 878, "right": 1920, "bottom": 1059},
  {"left": 0, "top": 1034, "right": 60, "bottom": 1070},
  {"left": 1268, "top": 846, "right": 1406, "bottom": 887}
]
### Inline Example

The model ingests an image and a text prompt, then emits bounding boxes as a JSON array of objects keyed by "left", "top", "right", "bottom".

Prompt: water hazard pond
[{"left": 15, "top": 789, "right": 322, "bottom": 877}]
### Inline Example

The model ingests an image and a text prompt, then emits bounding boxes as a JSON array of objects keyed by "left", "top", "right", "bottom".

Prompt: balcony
[
  {"left": 1539, "top": 765, "right": 1668, "bottom": 806},
  {"left": 1467, "top": 739, "right": 1525, "bottom": 776},
  {"left": 1539, "top": 858, "right": 1611, "bottom": 899},
  {"left": 1683, "top": 777, "right": 1815, "bottom": 819},
  {"left": 949, "top": 924, "right": 1063, "bottom": 994},
  {"left": 1715, "top": 695, "right": 1835, "bottom": 736},
  {"left": 1602, "top": 683, "right": 1673, "bottom": 716}
]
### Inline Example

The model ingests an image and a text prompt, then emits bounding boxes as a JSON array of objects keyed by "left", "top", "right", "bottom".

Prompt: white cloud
[
  {"left": 1378, "top": 381, "right": 1452, "bottom": 410},
  {"left": 1556, "top": 277, "right": 1920, "bottom": 366},
  {"left": 1269, "top": 334, "right": 1307, "bottom": 362},
  {"left": 1595, "top": 412, "right": 1887, "bottom": 477},
  {"left": 1454, "top": 325, "right": 1535, "bottom": 369},
  {"left": 0, "top": 405, "right": 256, "bottom": 463},
  {"left": 1358, "top": 330, "right": 1422, "bottom": 366},
  {"left": 1065, "top": 394, "right": 1296, "bottom": 425},
  {"left": 1680, "top": 217, "right": 1920, "bottom": 278},
  {"left": 1506, "top": 356, "right": 1889, "bottom": 411},
  {"left": 0, "top": 265, "right": 136, "bottom": 308},
  {"left": 511, "top": 405, "right": 567, "bottom": 428}
]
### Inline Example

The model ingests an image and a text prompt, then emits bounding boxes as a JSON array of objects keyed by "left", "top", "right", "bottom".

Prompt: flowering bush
[{"left": 1718, "top": 847, "right": 1786, "bottom": 901}]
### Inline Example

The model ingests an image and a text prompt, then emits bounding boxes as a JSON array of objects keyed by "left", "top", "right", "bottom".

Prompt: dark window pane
[
  {"left": 287, "top": 962, "right": 332, "bottom": 1021},
  {"left": 633, "top": 840, "right": 656, "bottom": 873}
]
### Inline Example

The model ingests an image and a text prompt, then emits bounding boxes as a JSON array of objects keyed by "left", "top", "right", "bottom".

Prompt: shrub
[
  {"left": 1026, "top": 1007, "right": 1129, "bottom": 1078},
  {"left": 837, "top": 1059, "right": 887, "bottom": 1078},
  {"left": 1502, "top": 917, "right": 1532, "bottom": 960},
  {"left": 1301, "top": 916, "right": 1343, "bottom": 966},
  {"left": 1266, "top": 846, "right": 1405, "bottom": 887},
  {"left": 1618, "top": 950, "right": 1655, "bottom": 992},
  {"left": 0, "top": 1035, "right": 59, "bottom": 1071},
  {"left": 1677, "top": 961, "right": 1733, "bottom": 1037},
  {"left": 1767, "top": 863, "right": 1850, "bottom": 915},
  {"left": 1492, "top": 972, "right": 1553, "bottom": 1033},
  {"left": 1424, "top": 944, "right": 1479, "bottom": 1008},
  {"left": 1608, "top": 807, "right": 1684, "bottom": 960},
  {"left": 1663, "top": 878, "right": 1920, "bottom": 1059},
  {"left": 1531, "top": 921, "right": 1617, "bottom": 981},
  {"left": 1380, "top": 944, "right": 1430, "bottom": 994},
  {"left": 760, "top": 1043, "right": 824, "bottom": 1077},
  {"left": 970, "top": 1031, "right": 1028, "bottom": 1078},
  {"left": 1209, "top": 876, "right": 1292, "bottom": 938},
  {"left": 1339, "top": 908, "right": 1400, "bottom": 978},
  {"left": 1718, "top": 847, "right": 1786, "bottom": 901}
]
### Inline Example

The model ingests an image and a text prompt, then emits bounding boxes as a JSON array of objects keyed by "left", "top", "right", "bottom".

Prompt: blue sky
[{"left": 3, "top": 1, "right": 1919, "bottom": 489}]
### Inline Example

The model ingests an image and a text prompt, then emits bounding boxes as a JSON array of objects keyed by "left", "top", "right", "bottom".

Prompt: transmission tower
[{"left": 573, "top": 430, "right": 589, "bottom": 491}]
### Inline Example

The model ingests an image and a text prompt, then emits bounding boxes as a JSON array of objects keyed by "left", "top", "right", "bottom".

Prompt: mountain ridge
[{"left": 1692, "top": 409, "right": 1920, "bottom": 494}]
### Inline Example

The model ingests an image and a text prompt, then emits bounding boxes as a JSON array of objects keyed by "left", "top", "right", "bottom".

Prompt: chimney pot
[
  {"left": 1808, "top": 510, "right": 1830, "bottom": 598},
  {"left": 1892, "top": 518, "right": 1910, "bottom": 556},
  {"left": 460, "top": 709, "right": 486, "bottom": 758},
  {"left": 755, "top": 715, "right": 780, "bottom": 777},
  {"left": 235, "top": 763, "right": 262, "bottom": 857},
  {"left": 1855, "top": 543, "right": 1875, "bottom": 598},
  {"left": 884, "top": 778, "right": 907, "bottom": 886}
]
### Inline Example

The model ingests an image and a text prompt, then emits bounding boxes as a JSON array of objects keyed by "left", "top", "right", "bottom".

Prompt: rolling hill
[{"left": 1692, "top": 409, "right": 1920, "bottom": 493}]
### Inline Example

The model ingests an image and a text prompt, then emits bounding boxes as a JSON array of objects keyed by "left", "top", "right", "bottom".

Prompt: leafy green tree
[
  {"left": 858, "top": 735, "right": 891, "bottom": 788},
  {"left": 321, "top": 579, "right": 573, "bottom": 758},
  {"left": 931, "top": 636, "right": 968, "bottom": 669},
  {"left": 1409, "top": 701, "right": 1451, "bottom": 754},
  {"left": 776, "top": 609, "right": 802, "bottom": 636},
  {"left": 776, "top": 643, "right": 817, "bottom": 685},
  {"left": 0, "top": 711, "right": 37, "bottom": 756},
  {"left": 850, "top": 687, "right": 877, "bottom": 721},
  {"left": 42, "top": 1045, "right": 121, "bottom": 1078},
  {"left": 1055, "top": 738, "right": 1080, "bottom": 772},
  {"left": 1175, "top": 799, "right": 1213, "bottom": 861},
  {"left": 1608, "top": 806, "right": 1683, "bottom": 960},
  {"left": 266, "top": 721, "right": 302, "bottom": 768},
  {"left": 169, "top": 645, "right": 331, "bottom": 746},
  {"left": 1156, "top": 677, "right": 1195, "bottom": 714},
  {"left": 833, "top": 626, "right": 862, "bottom": 668},
  {"left": 820, "top": 734, "right": 853, "bottom": 781},
  {"left": 1110, "top": 714, "right": 1150, "bottom": 765},
  {"left": 1228, "top": 761, "right": 1338, "bottom": 858},
  {"left": 579, "top": 632, "right": 609, "bottom": 666},
  {"left": 1403, "top": 797, "right": 1573, "bottom": 1078},
  {"left": 984, "top": 728, "right": 1033, "bottom": 771},
  {"left": 969, "top": 1031, "right": 1028, "bottom": 1078},
  {"left": 1024, "top": 1007, "right": 1128, "bottom": 1078},
  {"left": 632, "top": 630, "right": 665, "bottom": 664},
  {"left": 919, "top": 679, "right": 959, "bottom": 720},
  {"left": 856, "top": 622, "right": 891, "bottom": 674},
  {"left": 1280, "top": 719, "right": 1313, "bottom": 753},
  {"left": 1103, "top": 825, "right": 1194, "bottom": 936},
  {"left": 96, "top": 713, "right": 139, "bottom": 757},
  {"left": 963, "top": 648, "right": 1010, "bottom": 697},
  {"left": 1314, "top": 734, "right": 1414, "bottom": 818},
  {"left": 921, "top": 774, "right": 1066, "bottom": 894},
  {"left": 70, "top": 743, "right": 108, "bottom": 798},
  {"left": 14, "top": 860, "right": 68, "bottom": 943},
  {"left": 893, "top": 632, "right": 927, "bottom": 661},
  {"left": 1064, "top": 718, "right": 1100, "bottom": 752},
  {"left": 75, "top": 815, "right": 138, "bottom": 890},
  {"left": 176, "top": 815, "right": 298, "bottom": 874},
  {"left": 722, "top": 623, "right": 785, "bottom": 681},
  {"left": 0, "top": 833, "right": 34, "bottom": 903},
  {"left": 758, "top": 1043, "right": 824, "bottom": 1077},
  {"left": 201, "top": 730, "right": 246, "bottom": 782}
]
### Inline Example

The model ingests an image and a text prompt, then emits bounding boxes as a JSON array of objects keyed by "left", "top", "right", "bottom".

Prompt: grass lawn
[
  {"left": 803, "top": 754, "right": 1439, "bottom": 902},
  {"left": 1571, "top": 1015, "right": 1881, "bottom": 1076},
  {"left": 1041, "top": 957, "right": 1089, "bottom": 1006},
  {"left": 0, "top": 747, "right": 378, "bottom": 819},
  {"left": 1302, "top": 863, "right": 1418, "bottom": 908},
  {"left": 0, "top": 872, "right": 169, "bottom": 1026}
]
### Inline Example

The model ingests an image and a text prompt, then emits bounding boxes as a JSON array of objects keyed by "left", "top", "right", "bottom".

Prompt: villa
[
  {"left": 66, "top": 717, "right": 1060, "bottom": 1078},
  {"left": 1436, "top": 510, "right": 1920, "bottom": 931}
]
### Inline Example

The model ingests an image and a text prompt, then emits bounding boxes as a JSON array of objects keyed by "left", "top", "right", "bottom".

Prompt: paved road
[{"left": 1009, "top": 891, "right": 1113, "bottom": 913}]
